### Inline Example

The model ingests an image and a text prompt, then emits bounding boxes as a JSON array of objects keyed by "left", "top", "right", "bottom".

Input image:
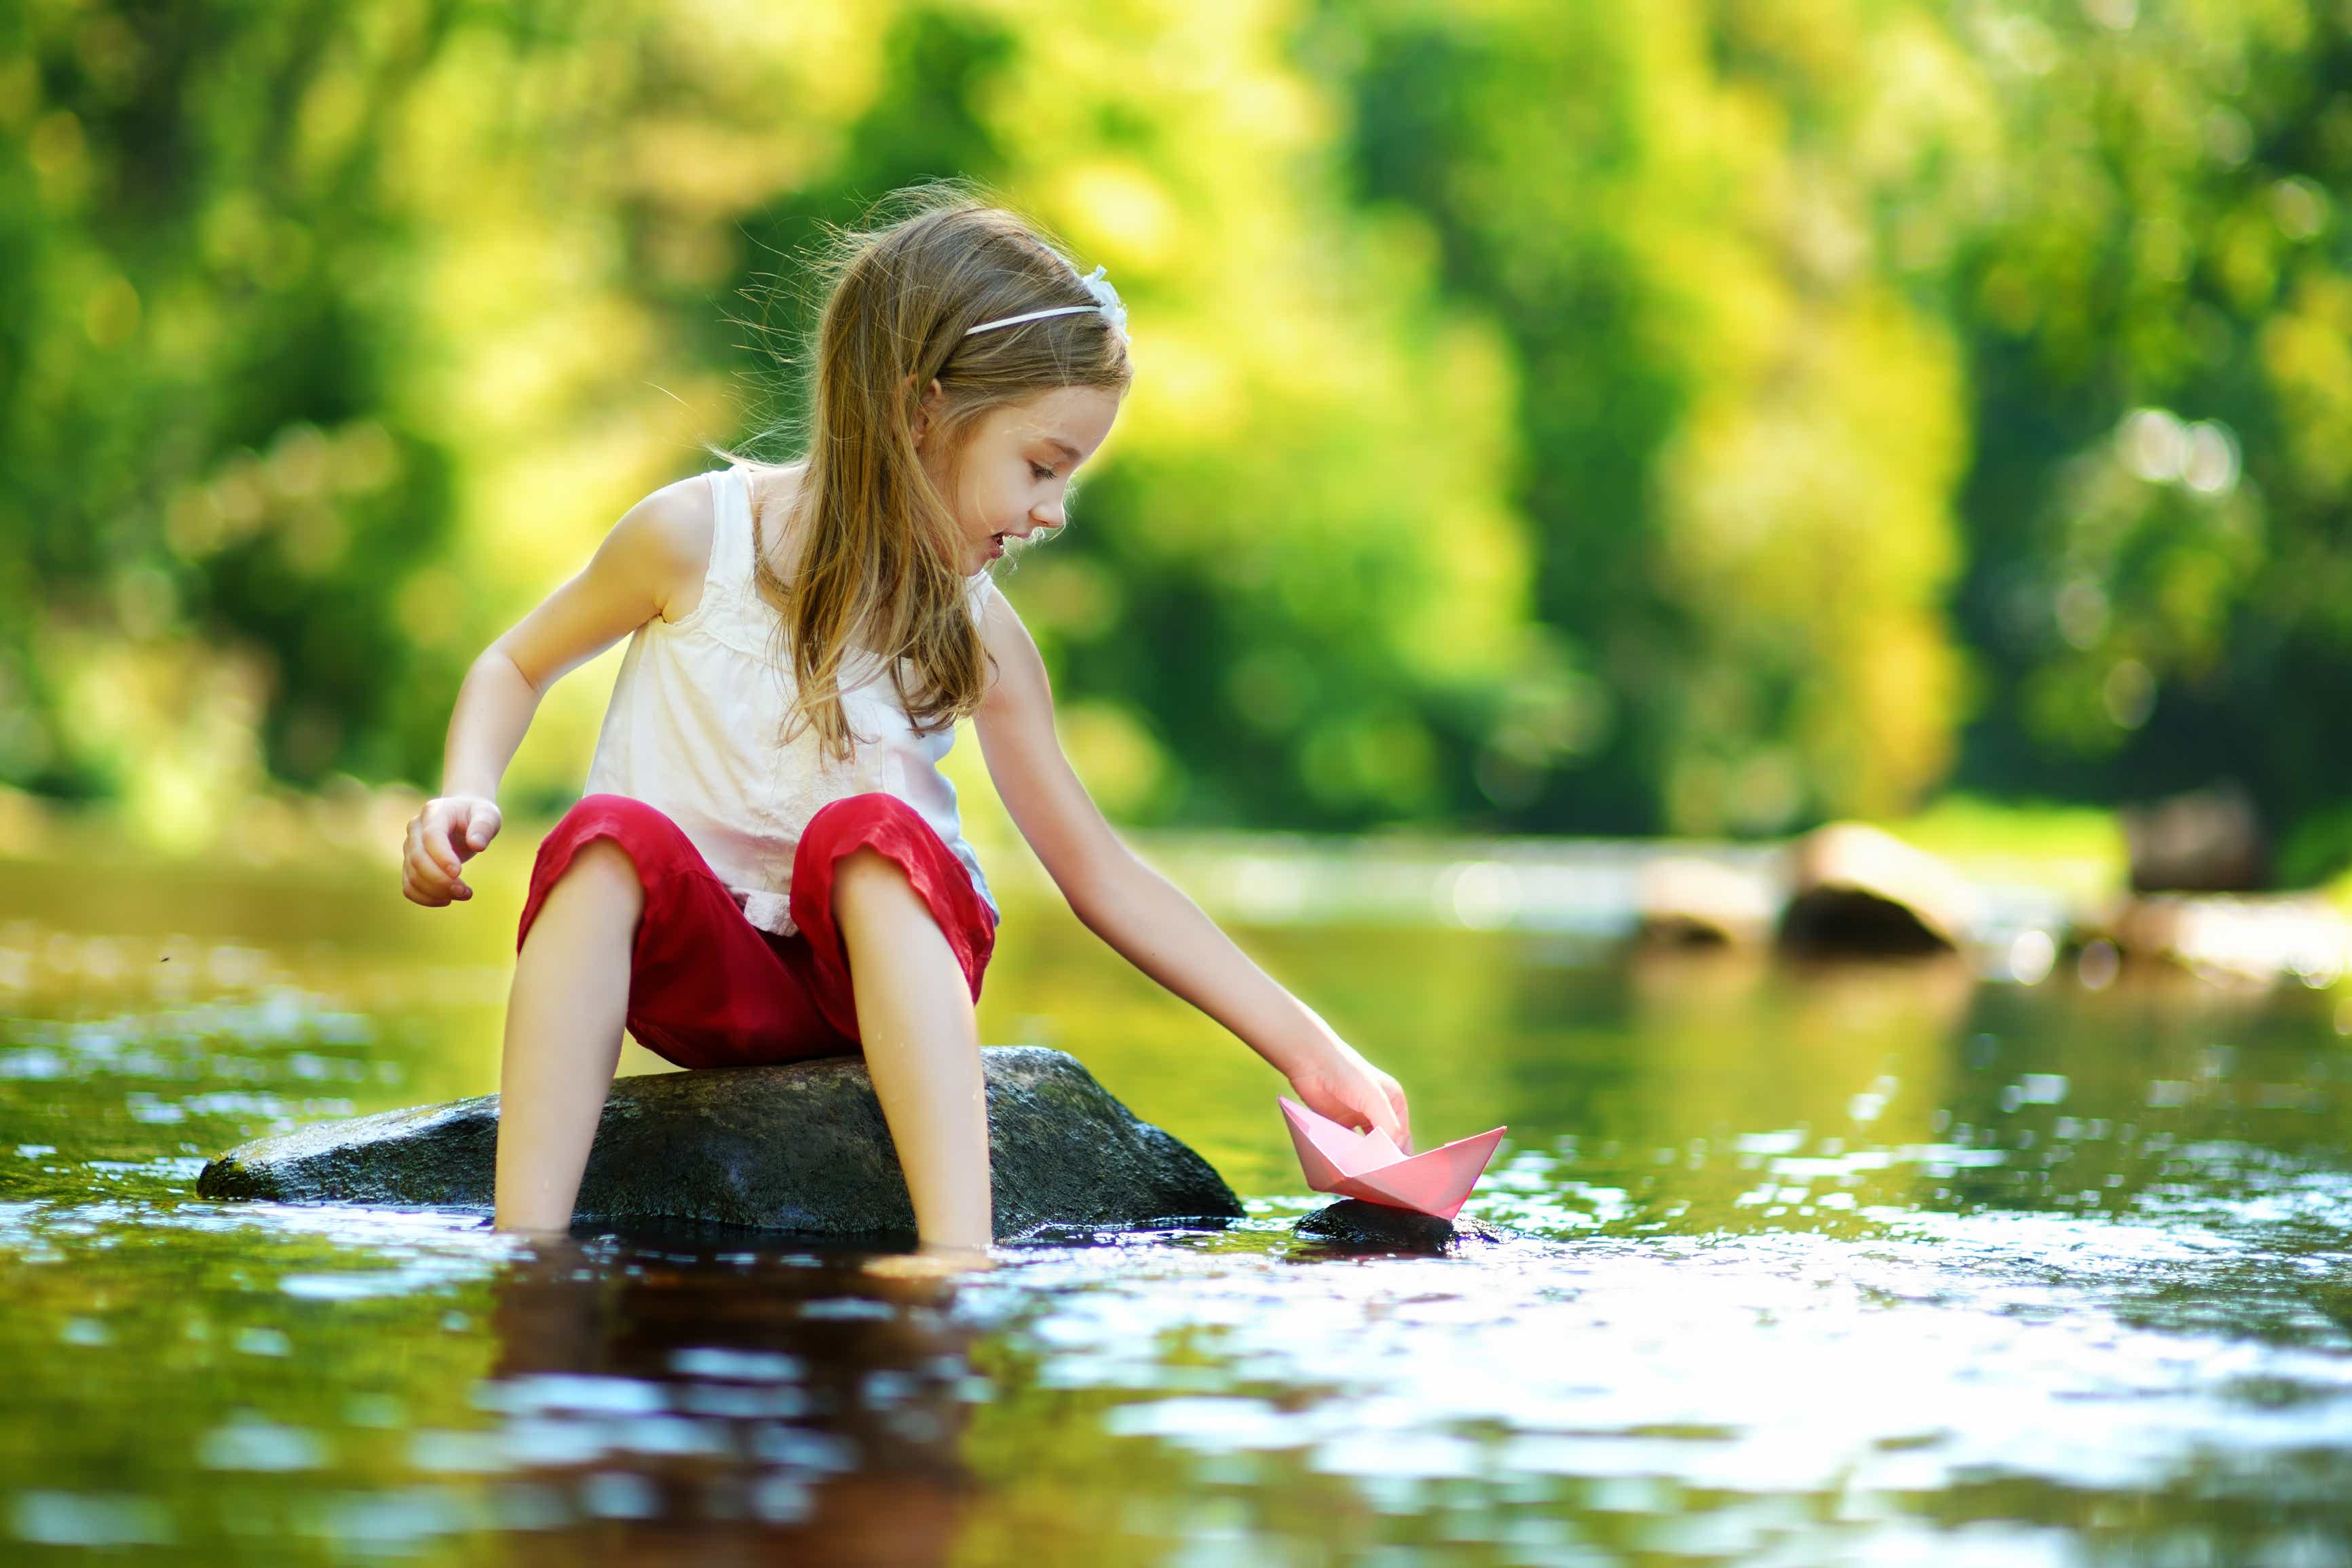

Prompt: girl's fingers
[
  {"left": 1386, "top": 1082, "right": 1414, "bottom": 1153},
  {"left": 461, "top": 804, "right": 501, "bottom": 853},
  {"left": 402, "top": 814, "right": 480, "bottom": 906},
  {"left": 421, "top": 821, "right": 464, "bottom": 880},
  {"left": 1342, "top": 1087, "right": 1397, "bottom": 1146},
  {"left": 402, "top": 835, "right": 456, "bottom": 902},
  {"left": 405, "top": 837, "right": 444, "bottom": 885},
  {"left": 405, "top": 820, "right": 451, "bottom": 882},
  {"left": 1331, "top": 1069, "right": 1409, "bottom": 1153}
]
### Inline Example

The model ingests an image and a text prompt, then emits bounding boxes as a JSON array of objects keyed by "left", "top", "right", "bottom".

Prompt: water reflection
[{"left": 478, "top": 1240, "right": 979, "bottom": 1564}]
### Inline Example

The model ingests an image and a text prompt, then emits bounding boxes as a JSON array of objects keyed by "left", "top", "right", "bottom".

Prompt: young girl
[{"left": 399, "top": 193, "right": 1414, "bottom": 1259}]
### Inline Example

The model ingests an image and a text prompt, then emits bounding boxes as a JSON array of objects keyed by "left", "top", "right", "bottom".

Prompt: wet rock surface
[
  {"left": 1293, "top": 1198, "right": 1511, "bottom": 1251},
  {"left": 197, "top": 1046, "right": 1244, "bottom": 1242}
]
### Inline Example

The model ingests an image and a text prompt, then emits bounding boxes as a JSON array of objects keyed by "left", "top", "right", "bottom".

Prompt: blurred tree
[
  {"left": 0, "top": 0, "right": 462, "bottom": 847},
  {"left": 1945, "top": 0, "right": 2352, "bottom": 882},
  {"left": 1327, "top": 0, "right": 2352, "bottom": 871},
  {"left": 1324, "top": 0, "right": 1982, "bottom": 835}
]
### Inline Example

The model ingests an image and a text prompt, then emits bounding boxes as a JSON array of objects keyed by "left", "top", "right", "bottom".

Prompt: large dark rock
[
  {"left": 1779, "top": 822, "right": 1981, "bottom": 956},
  {"left": 197, "top": 1046, "right": 1243, "bottom": 1242}
]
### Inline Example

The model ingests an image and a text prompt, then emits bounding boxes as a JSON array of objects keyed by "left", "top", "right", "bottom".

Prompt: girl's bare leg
[
  {"left": 494, "top": 841, "right": 641, "bottom": 1231},
  {"left": 833, "top": 849, "right": 993, "bottom": 1255}
]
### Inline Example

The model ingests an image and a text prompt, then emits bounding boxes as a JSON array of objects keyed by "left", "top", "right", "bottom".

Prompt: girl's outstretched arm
[{"left": 972, "top": 592, "right": 1414, "bottom": 1151}]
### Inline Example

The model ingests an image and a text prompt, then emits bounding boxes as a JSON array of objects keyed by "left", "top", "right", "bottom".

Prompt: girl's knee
[
  {"left": 801, "top": 792, "right": 928, "bottom": 866},
  {"left": 532, "top": 838, "right": 648, "bottom": 936},
  {"left": 834, "top": 851, "right": 964, "bottom": 961},
  {"left": 521, "top": 798, "right": 690, "bottom": 954},
  {"left": 565, "top": 837, "right": 643, "bottom": 891},
  {"left": 533, "top": 798, "right": 687, "bottom": 900},
  {"left": 832, "top": 845, "right": 918, "bottom": 910},
  {"left": 517, "top": 834, "right": 647, "bottom": 961},
  {"left": 550, "top": 795, "right": 685, "bottom": 855}
]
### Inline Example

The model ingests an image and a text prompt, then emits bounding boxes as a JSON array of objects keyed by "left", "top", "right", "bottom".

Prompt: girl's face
[{"left": 922, "top": 384, "right": 1121, "bottom": 575}]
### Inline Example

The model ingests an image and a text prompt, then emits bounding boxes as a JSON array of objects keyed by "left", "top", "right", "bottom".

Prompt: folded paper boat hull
[
  {"left": 1279, "top": 1098, "right": 1506, "bottom": 1223},
  {"left": 1329, "top": 1127, "right": 1506, "bottom": 1222}
]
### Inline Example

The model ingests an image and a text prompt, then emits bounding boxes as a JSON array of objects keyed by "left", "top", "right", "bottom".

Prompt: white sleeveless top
[{"left": 582, "top": 463, "right": 996, "bottom": 935}]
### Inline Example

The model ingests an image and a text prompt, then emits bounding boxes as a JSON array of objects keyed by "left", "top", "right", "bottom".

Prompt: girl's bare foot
[{"left": 862, "top": 1244, "right": 996, "bottom": 1280}]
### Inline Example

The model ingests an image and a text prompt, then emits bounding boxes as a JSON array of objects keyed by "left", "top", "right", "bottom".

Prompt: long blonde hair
[{"left": 723, "top": 188, "right": 1131, "bottom": 760}]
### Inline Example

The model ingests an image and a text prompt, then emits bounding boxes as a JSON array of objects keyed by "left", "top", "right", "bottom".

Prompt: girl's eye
[{"left": 1030, "top": 463, "right": 1055, "bottom": 481}]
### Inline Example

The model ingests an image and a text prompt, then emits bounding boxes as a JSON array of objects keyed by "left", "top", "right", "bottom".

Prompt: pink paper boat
[{"left": 1280, "top": 1098, "right": 1506, "bottom": 1223}]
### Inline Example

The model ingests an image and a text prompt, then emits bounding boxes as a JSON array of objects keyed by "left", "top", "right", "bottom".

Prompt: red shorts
[{"left": 516, "top": 793, "right": 998, "bottom": 1070}]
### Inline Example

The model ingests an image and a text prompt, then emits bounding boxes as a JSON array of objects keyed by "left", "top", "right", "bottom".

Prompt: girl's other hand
[
  {"left": 1286, "top": 1033, "right": 1414, "bottom": 1154},
  {"left": 402, "top": 795, "right": 504, "bottom": 906}
]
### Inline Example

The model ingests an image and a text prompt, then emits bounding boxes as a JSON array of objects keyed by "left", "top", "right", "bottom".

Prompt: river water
[{"left": 2, "top": 845, "right": 2349, "bottom": 1565}]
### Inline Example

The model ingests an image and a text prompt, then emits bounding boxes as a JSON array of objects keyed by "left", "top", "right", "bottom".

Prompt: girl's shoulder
[
  {"left": 630, "top": 459, "right": 804, "bottom": 626},
  {"left": 613, "top": 470, "right": 720, "bottom": 626}
]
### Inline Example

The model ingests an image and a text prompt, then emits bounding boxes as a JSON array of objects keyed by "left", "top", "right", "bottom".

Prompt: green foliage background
[{"left": 5, "top": 0, "right": 2350, "bottom": 862}]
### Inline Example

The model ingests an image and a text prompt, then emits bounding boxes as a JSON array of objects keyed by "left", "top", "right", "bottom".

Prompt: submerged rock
[
  {"left": 197, "top": 1046, "right": 1243, "bottom": 1242},
  {"left": 1293, "top": 1198, "right": 1510, "bottom": 1252}
]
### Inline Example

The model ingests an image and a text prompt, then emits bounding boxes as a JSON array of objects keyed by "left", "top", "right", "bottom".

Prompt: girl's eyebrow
[{"left": 1043, "top": 438, "right": 1082, "bottom": 463}]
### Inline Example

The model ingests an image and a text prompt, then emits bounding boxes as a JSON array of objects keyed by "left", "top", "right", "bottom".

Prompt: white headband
[
  {"left": 964, "top": 304, "right": 1093, "bottom": 334},
  {"left": 964, "top": 265, "right": 1129, "bottom": 344}
]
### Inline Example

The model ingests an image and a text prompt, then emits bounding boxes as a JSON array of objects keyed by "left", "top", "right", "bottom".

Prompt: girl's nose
[{"left": 1032, "top": 496, "right": 1064, "bottom": 529}]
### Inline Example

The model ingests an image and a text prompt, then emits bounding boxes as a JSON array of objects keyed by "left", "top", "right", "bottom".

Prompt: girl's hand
[
  {"left": 402, "top": 795, "right": 503, "bottom": 906},
  {"left": 1285, "top": 1032, "right": 1414, "bottom": 1154}
]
